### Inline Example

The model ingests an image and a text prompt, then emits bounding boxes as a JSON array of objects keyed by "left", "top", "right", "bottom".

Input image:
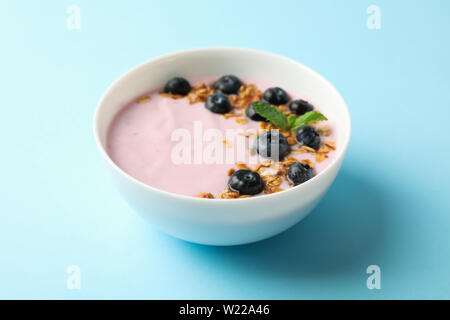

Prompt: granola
[
  {"left": 196, "top": 193, "right": 214, "bottom": 199},
  {"left": 186, "top": 83, "right": 215, "bottom": 104}
]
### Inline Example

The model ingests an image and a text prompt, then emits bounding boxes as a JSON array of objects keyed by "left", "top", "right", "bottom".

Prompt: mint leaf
[
  {"left": 291, "top": 111, "right": 328, "bottom": 131},
  {"left": 287, "top": 115, "right": 297, "bottom": 128},
  {"left": 252, "top": 102, "right": 288, "bottom": 130},
  {"left": 251, "top": 102, "right": 327, "bottom": 132}
]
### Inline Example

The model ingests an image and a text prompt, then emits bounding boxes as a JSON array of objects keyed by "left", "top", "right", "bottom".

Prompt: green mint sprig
[
  {"left": 252, "top": 101, "right": 327, "bottom": 131},
  {"left": 291, "top": 110, "right": 328, "bottom": 131}
]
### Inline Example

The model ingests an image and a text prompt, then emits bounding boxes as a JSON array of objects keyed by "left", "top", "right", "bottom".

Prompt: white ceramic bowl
[{"left": 94, "top": 47, "right": 351, "bottom": 246}]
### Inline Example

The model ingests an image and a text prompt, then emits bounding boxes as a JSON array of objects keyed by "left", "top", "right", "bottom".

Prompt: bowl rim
[{"left": 93, "top": 47, "right": 351, "bottom": 203}]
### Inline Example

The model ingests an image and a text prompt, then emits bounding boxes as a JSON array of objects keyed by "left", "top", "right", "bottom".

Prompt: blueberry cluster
[
  {"left": 163, "top": 76, "right": 322, "bottom": 196},
  {"left": 164, "top": 75, "right": 243, "bottom": 115},
  {"left": 249, "top": 86, "right": 322, "bottom": 153}
]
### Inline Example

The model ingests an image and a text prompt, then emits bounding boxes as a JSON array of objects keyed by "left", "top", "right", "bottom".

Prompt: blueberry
[
  {"left": 289, "top": 99, "right": 314, "bottom": 116},
  {"left": 287, "top": 162, "right": 315, "bottom": 186},
  {"left": 262, "top": 87, "right": 290, "bottom": 105},
  {"left": 254, "top": 131, "right": 290, "bottom": 160},
  {"left": 214, "top": 75, "right": 243, "bottom": 95},
  {"left": 228, "top": 170, "right": 264, "bottom": 195},
  {"left": 246, "top": 101, "right": 269, "bottom": 122},
  {"left": 205, "top": 92, "right": 232, "bottom": 114},
  {"left": 295, "top": 126, "right": 321, "bottom": 150},
  {"left": 163, "top": 77, "right": 191, "bottom": 95}
]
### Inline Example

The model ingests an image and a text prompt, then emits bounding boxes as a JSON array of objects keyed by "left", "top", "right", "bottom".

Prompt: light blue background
[{"left": 1, "top": 0, "right": 449, "bottom": 299}]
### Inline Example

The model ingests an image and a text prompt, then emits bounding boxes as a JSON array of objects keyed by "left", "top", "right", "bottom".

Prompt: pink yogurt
[{"left": 107, "top": 76, "right": 336, "bottom": 197}]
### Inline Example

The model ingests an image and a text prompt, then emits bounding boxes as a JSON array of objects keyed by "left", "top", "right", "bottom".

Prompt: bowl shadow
[{"left": 162, "top": 169, "right": 389, "bottom": 278}]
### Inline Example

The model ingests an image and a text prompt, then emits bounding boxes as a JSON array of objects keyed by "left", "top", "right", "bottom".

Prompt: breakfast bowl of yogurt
[{"left": 94, "top": 47, "right": 351, "bottom": 245}]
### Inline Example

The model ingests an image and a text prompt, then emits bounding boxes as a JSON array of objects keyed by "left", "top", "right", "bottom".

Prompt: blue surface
[{"left": 1, "top": 0, "right": 449, "bottom": 299}]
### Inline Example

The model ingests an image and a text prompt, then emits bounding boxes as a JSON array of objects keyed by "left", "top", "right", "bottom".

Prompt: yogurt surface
[{"left": 107, "top": 76, "right": 336, "bottom": 197}]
